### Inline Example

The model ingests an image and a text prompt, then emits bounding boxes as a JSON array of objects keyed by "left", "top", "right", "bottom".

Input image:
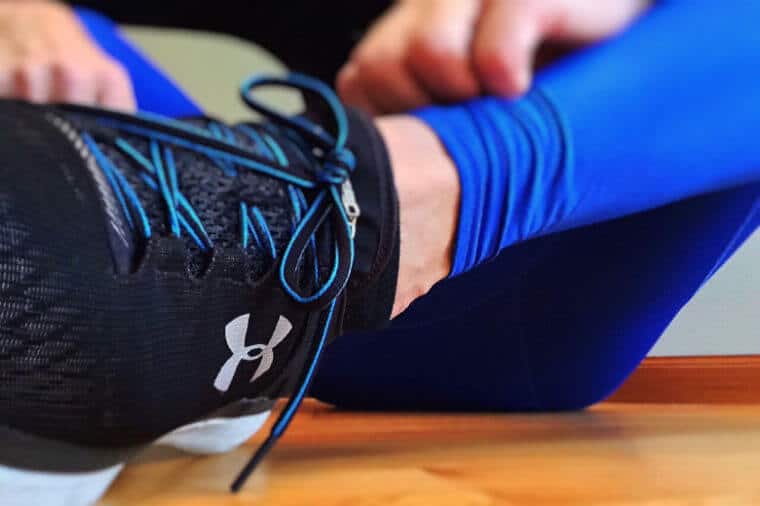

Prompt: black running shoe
[{"left": 0, "top": 74, "right": 399, "bottom": 506}]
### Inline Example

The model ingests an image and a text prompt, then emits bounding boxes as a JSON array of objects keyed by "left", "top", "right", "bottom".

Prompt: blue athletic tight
[{"left": 78, "top": 2, "right": 759, "bottom": 411}]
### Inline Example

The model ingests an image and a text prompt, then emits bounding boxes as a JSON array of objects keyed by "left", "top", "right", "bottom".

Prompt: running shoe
[{"left": 0, "top": 73, "right": 399, "bottom": 506}]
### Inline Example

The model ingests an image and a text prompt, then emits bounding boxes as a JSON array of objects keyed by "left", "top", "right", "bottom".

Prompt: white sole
[
  {"left": 157, "top": 410, "right": 271, "bottom": 454},
  {"left": 0, "top": 407, "right": 271, "bottom": 506},
  {"left": 0, "top": 463, "right": 124, "bottom": 506}
]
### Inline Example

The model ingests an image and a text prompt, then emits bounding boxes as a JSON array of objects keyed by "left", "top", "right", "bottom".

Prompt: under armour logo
[{"left": 214, "top": 314, "right": 293, "bottom": 393}]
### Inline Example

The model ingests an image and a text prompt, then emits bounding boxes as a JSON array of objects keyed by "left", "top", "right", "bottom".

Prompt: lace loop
[
  {"left": 240, "top": 73, "right": 349, "bottom": 151},
  {"left": 240, "top": 73, "right": 358, "bottom": 309}
]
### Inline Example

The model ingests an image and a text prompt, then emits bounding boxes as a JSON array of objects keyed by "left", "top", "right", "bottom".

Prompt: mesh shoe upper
[
  {"left": 0, "top": 99, "right": 318, "bottom": 446},
  {"left": 0, "top": 73, "right": 399, "bottom": 473}
]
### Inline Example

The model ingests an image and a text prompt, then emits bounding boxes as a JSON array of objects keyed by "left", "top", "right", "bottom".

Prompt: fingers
[
  {"left": 403, "top": 0, "right": 481, "bottom": 103},
  {"left": 337, "top": 61, "right": 431, "bottom": 116},
  {"left": 336, "top": 63, "right": 377, "bottom": 114},
  {"left": 472, "top": 0, "right": 544, "bottom": 97},
  {"left": 11, "top": 61, "right": 51, "bottom": 102},
  {"left": 51, "top": 61, "right": 97, "bottom": 104},
  {"left": 0, "top": 57, "right": 135, "bottom": 111},
  {"left": 0, "top": 2, "right": 137, "bottom": 111},
  {"left": 340, "top": 0, "right": 651, "bottom": 111},
  {"left": 336, "top": 13, "right": 433, "bottom": 117},
  {"left": 337, "top": 3, "right": 434, "bottom": 115},
  {"left": 472, "top": 0, "right": 651, "bottom": 96},
  {"left": 338, "top": 0, "right": 480, "bottom": 115},
  {"left": 96, "top": 61, "right": 136, "bottom": 112}
]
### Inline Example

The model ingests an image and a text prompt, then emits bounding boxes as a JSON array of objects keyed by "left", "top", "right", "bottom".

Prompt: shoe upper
[{"left": 0, "top": 73, "right": 399, "bottom": 465}]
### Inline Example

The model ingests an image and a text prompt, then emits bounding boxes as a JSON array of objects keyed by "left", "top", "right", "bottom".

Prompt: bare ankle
[{"left": 376, "top": 115, "right": 460, "bottom": 316}]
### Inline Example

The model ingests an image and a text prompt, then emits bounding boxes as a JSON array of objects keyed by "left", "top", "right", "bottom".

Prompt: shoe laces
[{"left": 58, "top": 73, "right": 360, "bottom": 491}]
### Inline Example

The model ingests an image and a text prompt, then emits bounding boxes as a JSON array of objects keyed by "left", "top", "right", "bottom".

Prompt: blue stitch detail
[
  {"left": 164, "top": 147, "right": 180, "bottom": 206},
  {"left": 151, "top": 140, "right": 181, "bottom": 237},
  {"left": 95, "top": 118, "right": 314, "bottom": 187},
  {"left": 262, "top": 133, "right": 288, "bottom": 166},
  {"left": 178, "top": 213, "right": 206, "bottom": 250},
  {"left": 178, "top": 193, "right": 212, "bottom": 247},
  {"left": 209, "top": 123, "right": 238, "bottom": 176},
  {"left": 116, "top": 138, "right": 155, "bottom": 173},
  {"left": 237, "top": 124, "right": 274, "bottom": 160},
  {"left": 240, "top": 202, "right": 251, "bottom": 249},
  {"left": 251, "top": 206, "right": 277, "bottom": 259}
]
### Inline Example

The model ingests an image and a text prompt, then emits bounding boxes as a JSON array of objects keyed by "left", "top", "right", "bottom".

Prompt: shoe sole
[{"left": 0, "top": 399, "right": 273, "bottom": 506}]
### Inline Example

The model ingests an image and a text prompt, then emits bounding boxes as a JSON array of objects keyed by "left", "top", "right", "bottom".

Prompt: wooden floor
[{"left": 100, "top": 399, "right": 760, "bottom": 505}]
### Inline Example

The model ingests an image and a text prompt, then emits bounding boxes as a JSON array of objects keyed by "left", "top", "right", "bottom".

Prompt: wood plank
[
  {"left": 609, "top": 355, "right": 760, "bottom": 404},
  {"left": 102, "top": 400, "right": 760, "bottom": 505}
]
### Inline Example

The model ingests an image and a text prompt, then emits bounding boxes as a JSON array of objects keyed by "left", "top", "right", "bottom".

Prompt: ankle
[{"left": 376, "top": 115, "right": 460, "bottom": 316}]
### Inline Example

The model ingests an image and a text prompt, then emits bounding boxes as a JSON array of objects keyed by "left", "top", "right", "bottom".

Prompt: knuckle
[
  {"left": 335, "top": 67, "right": 359, "bottom": 94},
  {"left": 407, "top": 30, "right": 462, "bottom": 69},
  {"left": 51, "top": 61, "right": 85, "bottom": 89},
  {"left": 406, "top": 32, "right": 477, "bottom": 98},
  {"left": 353, "top": 57, "right": 391, "bottom": 85},
  {"left": 354, "top": 46, "right": 398, "bottom": 73},
  {"left": 335, "top": 67, "right": 353, "bottom": 90},
  {"left": 10, "top": 60, "right": 50, "bottom": 100},
  {"left": 13, "top": 60, "right": 43, "bottom": 81},
  {"left": 335, "top": 77, "right": 359, "bottom": 101}
]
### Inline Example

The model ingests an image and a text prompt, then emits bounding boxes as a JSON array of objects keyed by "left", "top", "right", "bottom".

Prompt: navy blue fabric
[
  {"left": 75, "top": 7, "right": 202, "bottom": 117},
  {"left": 313, "top": 187, "right": 759, "bottom": 411},
  {"left": 80, "top": 5, "right": 759, "bottom": 411}
]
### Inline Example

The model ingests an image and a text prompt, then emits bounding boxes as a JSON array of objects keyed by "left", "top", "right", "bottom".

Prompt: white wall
[{"left": 650, "top": 229, "right": 760, "bottom": 356}]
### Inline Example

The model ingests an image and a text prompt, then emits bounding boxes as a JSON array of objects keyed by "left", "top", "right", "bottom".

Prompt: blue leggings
[{"left": 77, "top": 5, "right": 760, "bottom": 411}]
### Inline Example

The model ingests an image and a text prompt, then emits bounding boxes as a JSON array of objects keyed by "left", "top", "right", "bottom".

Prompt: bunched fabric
[{"left": 415, "top": 0, "right": 760, "bottom": 276}]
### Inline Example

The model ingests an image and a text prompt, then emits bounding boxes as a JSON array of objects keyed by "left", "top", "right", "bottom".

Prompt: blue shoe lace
[{"left": 58, "top": 73, "right": 359, "bottom": 491}]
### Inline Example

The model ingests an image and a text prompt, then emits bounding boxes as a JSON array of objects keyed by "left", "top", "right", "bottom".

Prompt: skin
[
  {"left": 377, "top": 116, "right": 460, "bottom": 317},
  {"left": 338, "top": 0, "right": 650, "bottom": 114},
  {"left": 345, "top": 0, "right": 650, "bottom": 315},
  {"left": 0, "top": 0, "right": 135, "bottom": 110}
]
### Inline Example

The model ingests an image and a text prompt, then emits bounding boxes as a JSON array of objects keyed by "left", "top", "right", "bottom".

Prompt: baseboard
[{"left": 608, "top": 355, "right": 760, "bottom": 404}]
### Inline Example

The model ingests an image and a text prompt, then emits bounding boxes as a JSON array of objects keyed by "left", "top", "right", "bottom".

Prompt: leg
[{"left": 312, "top": 182, "right": 760, "bottom": 410}]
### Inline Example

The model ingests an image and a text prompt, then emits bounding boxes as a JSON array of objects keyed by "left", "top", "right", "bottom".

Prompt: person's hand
[
  {"left": 338, "top": 0, "right": 649, "bottom": 114},
  {"left": 0, "top": 0, "right": 135, "bottom": 110}
]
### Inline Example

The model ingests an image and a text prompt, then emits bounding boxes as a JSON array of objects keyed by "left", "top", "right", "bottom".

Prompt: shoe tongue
[
  {"left": 49, "top": 113, "right": 137, "bottom": 274},
  {"left": 341, "top": 108, "right": 400, "bottom": 333}
]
